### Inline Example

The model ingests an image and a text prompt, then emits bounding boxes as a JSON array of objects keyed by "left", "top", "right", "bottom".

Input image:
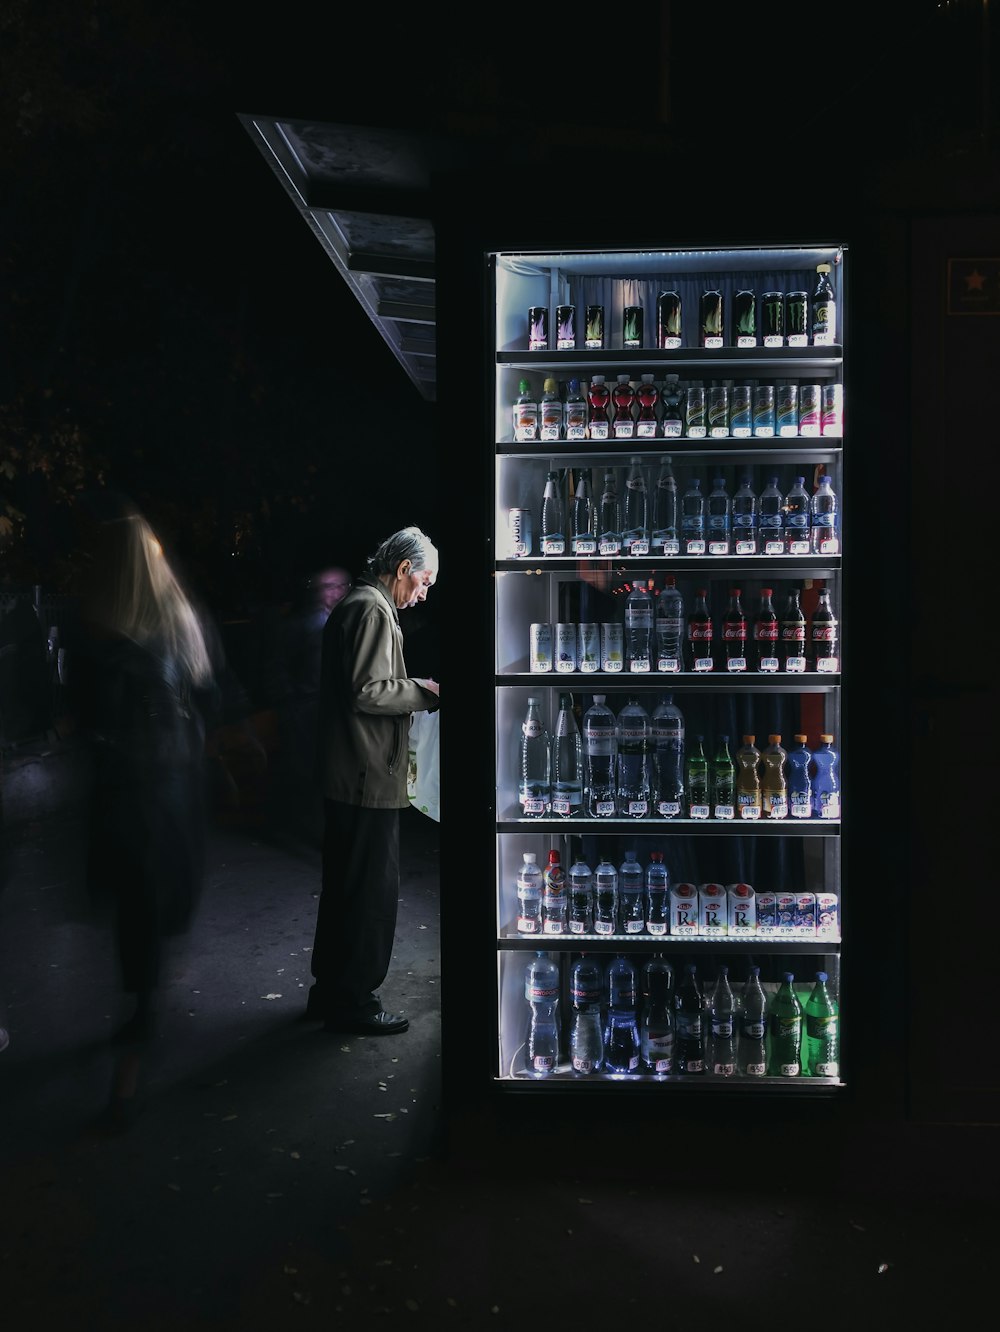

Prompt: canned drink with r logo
[
  {"left": 528, "top": 306, "right": 548, "bottom": 351},
  {"left": 508, "top": 507, "right": 533, "bottom": 557},
  {"left": 529, "top": 623, "right": 553, "bottom": 673}
]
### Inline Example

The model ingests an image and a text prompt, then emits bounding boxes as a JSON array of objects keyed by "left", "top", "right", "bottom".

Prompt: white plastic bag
[{"left": 407, "top": 709, "right": 440, "bottom": 822}]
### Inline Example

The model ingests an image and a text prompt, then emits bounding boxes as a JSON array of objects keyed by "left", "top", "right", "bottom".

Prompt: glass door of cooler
[{"left": 491, "top": 242, "right": 847, "bottom": 1093}]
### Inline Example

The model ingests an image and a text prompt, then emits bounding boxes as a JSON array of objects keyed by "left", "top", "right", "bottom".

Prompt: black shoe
[
  {"left": 323, "top": 1009, "right": 409, "bottom": 1036},
  {"left": 303, "top": 985, "right": 326, "bottom": 1021}
]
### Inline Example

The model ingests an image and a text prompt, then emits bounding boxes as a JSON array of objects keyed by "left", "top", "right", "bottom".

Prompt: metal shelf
[
  {"left": 498, "top": 932, "right": 841, "bottom": 952},
  {"left": 495, "top": 816, "right": 840, "bottom": 835},
  {"left": 495, "top": 557, "right": 840, "bottom": 576},
  {"left": 497, "top": 673, "right": 839, "bottom": 692},
  {"left": 497, "top": 440, "right": 843, "bottom": 461},
  {"left": 497, "top": 347, "right": 844, "bottom": 371}
]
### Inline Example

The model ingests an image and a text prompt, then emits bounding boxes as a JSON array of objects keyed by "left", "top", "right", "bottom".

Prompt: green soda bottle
[
  {"left": 767, "top": 972, "right": 803, "bottom": 1077},
  {"left": 803, "top": 971, "right": 840, "bottom": 1077}
]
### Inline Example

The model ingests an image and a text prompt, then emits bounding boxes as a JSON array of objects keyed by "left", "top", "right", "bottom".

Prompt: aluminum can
[
  {"left": 708, "top": 385, "right": 730, "bottom": 436},
  {"left": 761, "top": 291, "right": 784, "bottom": 345},
  {"left": 528, "top": 306, "right": 548, "bottom": 351},
  {"left": 733, "top": 289, "right": 757, "bottom": 345},
  {"left": 585, "top": 305, "right": 605, "bottom": 349},
  {"left": 555, "top": 622, "right": 578, "bottom": 673},
  {"left": 753, "top": 384, "right": 775, "bottom": 436},
  {"left": 685, "top": 384, "right": 706, "bottom": 437},
  {"left": 821, "top": 382, "right": 843, "bottom": 436},
  {"left": 600, "top": 622, "right": 624, "bottom": 673},
  {"left": 578, "top": 622, "right": 600, "bottom": 673},
  {"left": 730, "top": 384, "right": 752, "bottom": 436},
  {"left": 508, "top": 507, "right": 533, "bottom": 557},
  {"left": 798, "top": 383, "right": 822, "bottom": 436},
  {"left": 700, "top": 289, "right": 724, "bottom": 347},
  {"left": 776, "top": 384, "right": 799, "bottom": 437},
  {"left": 529, "top": 622, "right": 553, "bottom": 673},
  {"left": 623, "top": 305, "right": 643, "bottom": 348},
  {"left": 556, "top": 305, "right": 576, "bottom": 350},
  {"left": 785, "top": 291, "right": 808, "bottom": 345},
  {"left": 656, "top": 290, "right": 682, "bottom": 348}
]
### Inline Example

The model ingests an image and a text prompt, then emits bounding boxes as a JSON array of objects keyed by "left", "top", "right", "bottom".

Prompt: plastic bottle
[
  {"left": 686, "top": 733, "right": 710, "bottom": 819},
  {"left": 636, "top": 373, "right": 659, "bottom": 438},
  {"left": 721, "top": 587, "right": 747, "bottom": 672},
  {"left": 767, "top": 972, "right": 803, "bottom": 1077},
  {"left": 541, "top": 847, "right": 567, "bottom": 935},
  {"left": 811, "top": 263, "right": 837, "bottom": 345},
  {"left": 550, "top": 692, "right": 583, "bottom": 818},
  {"left": 753, "top": 586, "right": 780, "bottom": 672},
  {"left": 519, "top": 696, "right": 550, "bottom": 817},
  {"left": 738, "top": 966, "right": 768, "bottom": 1076},
  {"left": 593, "top": 857, "right": 619, "bottom": 934},
  {"left": 787, "top": 734, "right": 813, "bottom": 818},
  {"left": 616, "top": 695, "right": 651, "bottom": 818},
  {"left": 568, "top": 856, "right": 594, "bottom": 934},
  {"left": 618, "top": 850, "right": 646, "bottom": 934},
  {"left": 525, "top": 951, "right": 560, "bottom": 1075},
  {"left": 569, "top": 954, "right": 604, "bottom": 1074},
  {"left": 655, "top": 573, "right": 685, "bottom": 673},
  {"left": 587, "top": 373, "right": 611, "bottom": 441},
  {"left": 540, "top": 470, "right": 565, "bottom": 556},
  {"left": 564, "top": 376, "right": 588, "bottom": 441},
  {"left": 660, "top": 374, "right": 684, "bottom": 437},
  {"left": 759, "top": 475, "right": 785, "bottom": 554},
  {"left": 711, "top": 733, "right": 735, "bottom": 820},
  {"left": 687, "top": 586, "right": 714, "bottom": 672},
  {"left": 641, "top": 954, "right": 675, "bottom": 1074},
  {"left": 570, "top": 470, "right": 597, "bottom": 556},
  {"left": 625, "top": 577, "right": 654, "bottom": 673},
  {"left": 708, "top": 965, "right": 737, "bottom": 1076},
  {"left": 513, "top": 378, "right": 538, "bottom": 442},
  {"left": 612, "top": 374, "right": 636, "bottom": 440},
  {"left": 622, "top": 457, "right": 650, "bottom": 557},
  {"left": 604, "top": 955, "right": 640, "bottom": 1073},
  {"left": 810, "top": 473, "right": 839, "bottom": 554},
  {"left": 810, "top": 586, "right": 840, "bottom": 673},
  {"left": 515, "top": 851, "right": 543, "bottom": 934},
  {"left": 651, "top": 692, "right": 685, "bottom": 818},
  {"left": 803, "top": 970, "right": 840, "bottom": 1076},
  {"left": 582, "top": 694, "right": 617, "bottom": 818},
  {"left": 706, "top": 476, "right": 731, "bottom": 555},
  {"left": 779, "top": 587, "right": 807, "bottom": 673},
  {"left": 597, "top": 467, "right": 622, "bottom": 557},
  {"left": 735, "top": 734, "right": 762, "bottom": 821},
  {"left": 761, "top": 733, "right": 789, "bottom": 819},
  {"left": 674, "top": 963, "right": 706, "bottom": 1074},
  {"left": 783, "top": 475, "right": 811, "bottom": 555},
  {"left": 680, "top": 476, "right": 706, "bottom": 555},
  {"left": 645, "top": 850, "right": 670, "bottom": 935},
  {"left": 651, "top": 456, "right": 680, "bottom": 557},
  {"left": 811, "top": 734, "right": 841, "bottom": 819},
  {"left": 732, "top": 475, "right": 758, "bottom": 554},
  {"left": 540, "top": 376, "right": 564, "bottom": 442}
]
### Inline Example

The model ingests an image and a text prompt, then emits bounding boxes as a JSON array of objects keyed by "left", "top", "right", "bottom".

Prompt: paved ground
[{"left": 0, "top": 735, "right": 996, "bottom": 1328}]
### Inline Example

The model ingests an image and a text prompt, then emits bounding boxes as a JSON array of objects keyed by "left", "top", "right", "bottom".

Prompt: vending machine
[{"left": 473, "top": 237, "right": 849, "bottom": 1100}]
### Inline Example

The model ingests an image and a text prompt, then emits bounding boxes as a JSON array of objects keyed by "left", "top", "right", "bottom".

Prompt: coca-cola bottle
[
  {"left": 753, "top": 587, "right": 779, "bottom": 673},
  {"left": 721, "top": 587, "right": 747, "bottom": 673},
  {"left": 687, "top": 587, "right": 714, "bottom": 673},
  {"left": 810, "top": 585, "right": 840, "bottom": 673},
  {"left": 780, "top": 587, "right": 807, "bottom": 673}
]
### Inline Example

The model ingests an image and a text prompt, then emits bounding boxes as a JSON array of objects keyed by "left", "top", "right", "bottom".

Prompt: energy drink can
[
  {"left": 753, "top": 384, "right": 775, "bottom": 437},
  {"left": 761, "top": 291, "right": 784, "bottom": 346},
  {"left": 529, "top": 623, "right": 553, "bottom": 673},
  {"left": 685, "top": 384, "right": 707, "bottom": 438},
  {"left": 733, "top": 289, "right": 757, "bottom": 346},
  {"left": 577, "top": 623, "right": 600, "bottom": 673},
  {"left": 730, "top": 384, "right": 752, "bottom": 436},
  {"left": 656, "top": 290, "right": 682, "bottom": 348},
  {"left": 555, "top": 623, "right": 578, "bottom": 673},
  {"left": 786, "top": 291, "right": 808, "bottom": 346},
  {"left": 798, "top": 383, "right": 822, "bottom": 436},
  {"left": 600, "top": 622, "right": 624, "bottom": 673},
  {"left": 508, "top": 507, "right": 533, "bottom": 557},
  {"left": 776, "top": 383, "right": 799, "bottom": 437},
  {"left": 623, "top": 305, "right": 643, "bottom": 349},
  {"left": 585, "top": 305, "right": 605, "bottom": 350},
  {"left": 821, "top": 382, "right": 843, "bottom": 436},
  {"left": 700, "top": 289, "right": 724, "bottom": 347},
  {"left": 528, "top": 306, "right": 548, "bottom": 351},
  {"left": 556, "top": 305, "right": 576, "bottom": 350}
]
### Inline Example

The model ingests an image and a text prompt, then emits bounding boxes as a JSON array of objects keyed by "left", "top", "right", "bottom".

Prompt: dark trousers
[{"left": 310, "top": 800, "right": 400, "bottom": 1014}]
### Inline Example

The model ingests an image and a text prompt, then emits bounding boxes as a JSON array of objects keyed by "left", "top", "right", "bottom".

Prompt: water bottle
[
  {"left": 651, "top": 456, "right": 679, "bottom": 557},
  {"left": 616, "top": 695, "right": 651, "bottom": 818},
  {"left": 711, "top": 733, "right": 735, "bottom": 820},
  {"left": 597, "top": 467, "right": 622, "bottom": 557},
  {"left": 587, "top": 374, "right": 611, "bottom": 441},
  {"left": 767, "top": 972, "right": 803, "bottom": 1077},
  {"left": 810, "top": 472, "right": 839, "bottom": 553},
  {"left": 636, "top": 373, "right": 659, "bottom": 438},
  {"left": 761, "top": 734, "right": 789, "bottom": 819},
  {"left": 568, "top": 856, "right": 594, "bottom": 934},
  {"left": 738, "top": 966, "right": 768, "bottom": 1076},
  {"left": 674, "top": 963, "right": 706, "bottom": 1074},
  {"left": 569, "top": 954, "right": 604, "bottom": 1074},
  {"left": 803, "top": 970, "right": 840, "bottom": 1077},
  {"left": 655, "top": 573, "right": 685, "bottom": 673},
  {"left": 622, "top": 456, "right": 650, "bottom": 556},
  {"left": 525, "top": 951, "right": 560, "bottom": 1075},
  {"left": 540, "top": 469, "right": 565, "bottom": 556},
  {"left": 539, "top": 376, "right": 564, "bottom": 442},
  {"left": 625, "top": 577, "right": 654, "bottom": 672},
  {"left": 680, "top": 476, "right": 705, "bottom": 555},
  {"left": 735, "top": 734, "right": 762, "bottom": 821},
  {"left": 519, "top": 696, "right": 550, "bottom": 817},
  {"left": 515, "top": 851, "right": 543, "bottom": 934},
  {"left": 542, "top": 848, "right": 567, "bottom": 935},
  {"left": 644, "top": 850, "right": 670, "bottom": 935},
  {"left": 564, "top": 376, "right": 588, "bottom": 441},
  {"left": 759, "top": 475, "right": 785, "bottom": 554},
  {"left": 811, "top": 733, "right": 841, "bottom": 819},
  {"left": 787, "top": 733, "right": 813, "bottom": 818},
  {"left": 651, "top": 692, "right": 685, "bottom": 818},
  {"left": 571, "top": 470, "right": 597, "bottom": 556},
  {"left": 640, "top": 955, "right": 674, "bottom": 1074},
  {"left": 513, "top": 378, "right": 538, "bottom": 442},
  {"left": 660, "top": 374, "right": 684, "bottom": 437},
  {"left": 550, "top": 692, "right": 583, "bottom": 818},
  {"left": 706, "top": 476, "right": 731, "bottom": 555},
  {"left": 707, "top": 965, "right": 736, "bottom": 1076},
  {"left": 604, "top": 954, "right": 639, "bottom": 1073},
  {"left": 582, "top": 694, "right": 617, "bottom": 818},
  {"left": 783, "top": 474, "right": 811, "bottom": 555},
  {"left": 732, "top": 475, "right": 758, "bottom": 555},
  {"left": 618, "top": 850, "right": 646, "bottom": 934},
  {"left": 686, "top": 733, "right": 710, "bottom": 819},
  {"left": 593, "top": 857, "right": 619, "bottom": 934},
  {"left": 612, "top": 374, "right": 636, "bottom": 439}
]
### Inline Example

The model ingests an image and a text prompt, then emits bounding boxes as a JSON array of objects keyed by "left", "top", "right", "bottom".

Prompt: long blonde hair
[{"left": 85, "top": 510, "right": 214, "bottom": 688}]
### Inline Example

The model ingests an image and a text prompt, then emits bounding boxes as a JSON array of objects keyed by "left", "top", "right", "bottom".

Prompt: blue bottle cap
[{"left": 816, "top": 971, "right": 828, "bottom": 982}]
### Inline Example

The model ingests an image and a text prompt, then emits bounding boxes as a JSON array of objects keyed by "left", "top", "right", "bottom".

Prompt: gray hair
[{"left": 367, "top": 526, "right": 438, "bottom": 576}]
